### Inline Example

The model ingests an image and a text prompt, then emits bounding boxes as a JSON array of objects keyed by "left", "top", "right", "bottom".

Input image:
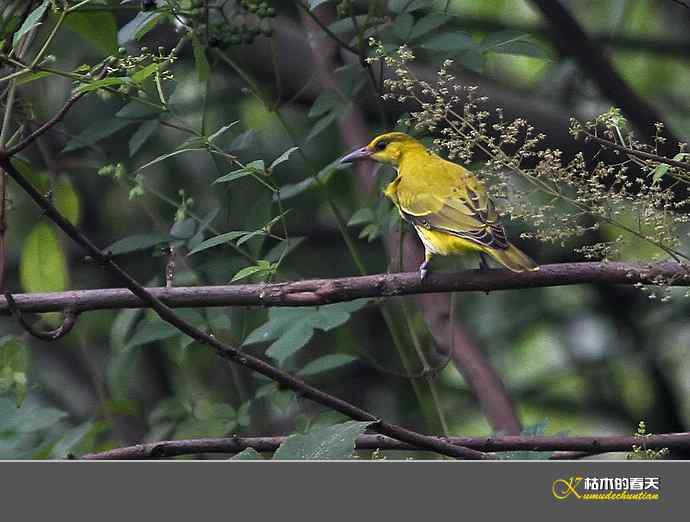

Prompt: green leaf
[
  {"left": 308, "top": 90, "right": 341, "bottom": 119},
  {"left": 231, "top": 447, "right": 264, "bottom": 460},
  {"left": 652, "top": 153, "right": 689, "bottom": 183},
  {"left": 110, "top": 308, "right": 141, "bottom": 352},
  {"left": 314, "top": 306, "right": 351, "bottom": 331},
  {"left": 187, "top": 231, "right": 248, "bottom": 256},
  {"left": 276, "top": 177, "right": 316, "bottom": 200},
  {"left": 213, "top": 160, "right": 265, "bottom": 185},
  {"left": 348, "top": 208, "right": 375, "bottom": 226},
  {"left": 228, "top": 129, "right": 257, "bottom": 151},
  {"left": 276, "top": 159, "right": 344, "bottom": 201},
  {"left": 116, "top": 101, "right": 163, "bottom": 120},
  {"left": 0, "top": 336, "right": 28, "bottom": 406},
  {"left": 243, "top": 315, "right": 296, "bottom": 346},
  {"left": 12, "top": 1, "right": 49, "bottom": 49},
  {"left": 20, "top": 223, "right": 68, "bottom": 294},
  {"left": 480, "top": 31, "right": 547, "bottom": 59},
  {"left": 421, "top": 32, "right": 475, "bottom": 52},
  {"left": 409, "top": 13, "right": 450, "bottom": 40},
  {"left": 15, "top": 70, "right": 51, "bottom": 86},
  {"left": 212, "top": 168, "right": 251, "bottom": 184},
  {"left": 49, "top": 422, "right": 95, "bottom": 458},
  {"left": 235, "top": 229, "right": 267, "bottom": 247},
  {"left": 104, "top": 233, "right": 170, "bottom": 256},
  {"left": 388, "top": 0, "right": 432, "bottom": 13},
  {"left": 265, "top": 318, "right": 315, "bottom": 364},
  {"left": 334, "top": 64, "right": 367, "bottom": 98},
  {"left": 392, "top": 13, "right": 414, "bottom": 40},
  {"left": 63, "top": 118, "right": 132, "bottom": 153},
  {"left": 237, "top": 401, "right": 251, "bottom": 427},
  {"left": 129, "top": 119, "right": 159, "bottom": 157},
  {"left": 207, "top": 122, "right": 239, "bottom": 143},
  {"left": 192, "top": 34, "right": 210, "bottom": 82},
  {"left": 298, "top": 354, "right": 357, "bottom": 377},
  {"left": 53, "top": 177, "right": 81, "bottom": 226},
  {"left": 273, "top": 421, "right": 374, "bottom": 460},
  {"left": 118, "top": 11, "right": 165, "bottom": 44},
  {"left": 0, "top": 398, "right": 68, "bottom": 433},
  {"left": 64, "top": 12, "right": 118, "bottom": 55},
  {"left": 265, "top": 236, "right": 306, "bottom": 263},
  {"left": 269, "top": 147, "right": 300, "bottom": 170},
  {"left": 187, "top": 207, "right": 220, "bottom": 250},
  {"left": 125, "top": 320, "right": 180, "bottom": 350},
  {"left": 77, "top": 77, "right": 132, "bottom": 94},
  {"left": 230, "top": 261, "right": 275, "bottom": 283},
  {"left": 131, "top": 62, "right": 159, "bottom": 84},
  {"left": 137, "top": 147, "right": 207, "bottom": 172},
  {"left": 305, "top": 112, "right": 337, "bottom": 143}
]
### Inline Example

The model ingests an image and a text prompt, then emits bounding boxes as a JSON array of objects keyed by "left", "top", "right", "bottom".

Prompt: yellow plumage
[{"left": 342, "top": 132, "right": 538, "bottom": 279}]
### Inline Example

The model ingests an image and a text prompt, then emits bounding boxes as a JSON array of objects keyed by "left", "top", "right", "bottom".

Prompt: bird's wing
[{"left": 397, "top": 159, "right": 509, "bottom": 250}]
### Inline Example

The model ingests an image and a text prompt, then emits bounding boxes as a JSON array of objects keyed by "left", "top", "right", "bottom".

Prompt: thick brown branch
[
  {"left": 0, "top": 155, "right": 486, "bottom": 461},
  {"left": 78, "top": 431, "right": 690, "bottom": 460},
  {"left": 0, "top": 261, "right": 686, "bottom": 315}
]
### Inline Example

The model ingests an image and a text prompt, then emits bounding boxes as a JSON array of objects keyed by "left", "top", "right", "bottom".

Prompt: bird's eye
[{"left": 375, "top": 140, "right": 387, "bottom": 151}]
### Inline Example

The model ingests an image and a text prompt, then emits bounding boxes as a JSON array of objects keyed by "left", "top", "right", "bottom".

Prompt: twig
[
  {"left": 78, "top": 431, "right": 690, "bottom": 460},
  {"left": 583, "top": 132, "right": 690, "bottom": 172},
  {"left": 4, "top": 87, "right": 91, "bottom": 156},
  {"left": 4, "top": 292, "right": 78, "bottom": 341},
  {"left": 0, "top": 261, "right": 686, "bottom": 315},
  {"left": 0, "top": 154, "right": 486, "bottom": 460}
]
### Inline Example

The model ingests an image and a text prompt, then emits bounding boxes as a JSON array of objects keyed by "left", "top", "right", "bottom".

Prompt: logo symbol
[{"left": 552, "top": 477, "right": 583, "bottom": 500}]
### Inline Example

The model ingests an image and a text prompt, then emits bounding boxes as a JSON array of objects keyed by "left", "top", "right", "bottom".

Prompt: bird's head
[{"left": 340, "top": 132, "right": 425, "bottom": 167}]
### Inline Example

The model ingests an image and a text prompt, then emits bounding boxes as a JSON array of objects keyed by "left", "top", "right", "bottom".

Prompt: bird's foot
[
  {"left": 478, "top": 253, "right": 491, "bottom": 295},
  {"left": 419, "top": 260, "right": 429, "bottom": 281}
]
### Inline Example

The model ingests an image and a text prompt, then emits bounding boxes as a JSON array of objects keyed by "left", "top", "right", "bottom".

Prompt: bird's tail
[{"left": 486, "top": 243, "right": 539, "bottom": 273}]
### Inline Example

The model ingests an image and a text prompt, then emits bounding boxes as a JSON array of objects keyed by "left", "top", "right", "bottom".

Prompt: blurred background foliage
[{"left": 1, "top": 0, "right": 689, "bottom": 459}]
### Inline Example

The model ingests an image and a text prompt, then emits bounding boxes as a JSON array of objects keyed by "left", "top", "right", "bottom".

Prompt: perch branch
[{"left": 0, "top": 261, "right": 686, "bottom": 315}]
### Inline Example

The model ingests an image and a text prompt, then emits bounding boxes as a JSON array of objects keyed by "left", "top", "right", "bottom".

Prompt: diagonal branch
[
  {"left": 0, "top": 261, "right": 686, "bottom": 315},
  {"left": 0, "top": 154, "right": 486, "bottom": 460},
  {"left": 529, "top": 0, "right": 679, "bottom": 142},
  {"left": 78, "top": 431, "right": 690, "bottom": 460}
]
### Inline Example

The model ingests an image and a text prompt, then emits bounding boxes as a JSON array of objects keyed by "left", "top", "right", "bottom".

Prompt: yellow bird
[{"left": 341, "top": 132, "right": 538, "bottom": 280}]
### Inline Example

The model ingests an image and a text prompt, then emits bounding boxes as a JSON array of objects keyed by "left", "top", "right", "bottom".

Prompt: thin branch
[
  {"left": 584, "top": 132, "right": 690, "bottom": 172},
  {"left": 0, "top": 154, "right": 486, "bottom": 461},
  {"left": 4, "top": 292, "right": 78, "bottom": 341},
  {"left": 4, "top": 87, "right": 91, "bottom": 156},
  {"left": 78, "top": 431, "right": 690, "bottom": 460},
  {"left": 0, "top": 261, "right": 686, "bottom": 315}
]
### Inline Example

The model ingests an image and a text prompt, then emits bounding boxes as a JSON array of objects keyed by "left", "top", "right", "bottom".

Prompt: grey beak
[{"left": 340, "top": 146, "right": 373, "bottom": 164}]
